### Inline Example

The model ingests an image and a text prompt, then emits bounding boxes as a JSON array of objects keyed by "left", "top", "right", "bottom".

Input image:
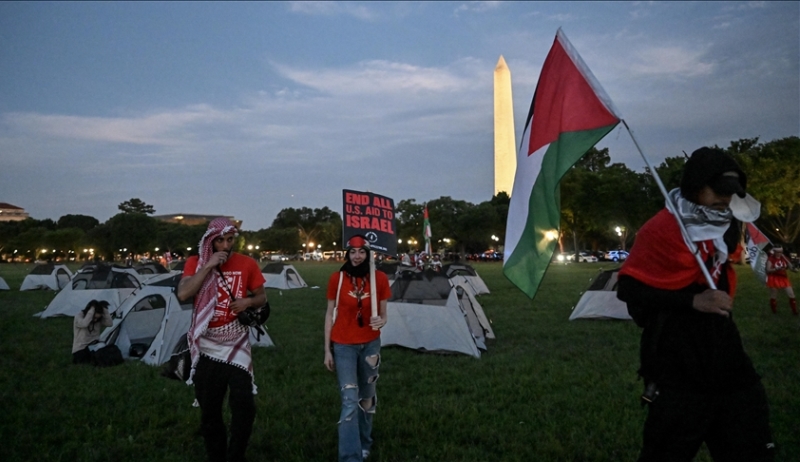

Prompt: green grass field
[{"left": 1, "top": 261, "right": 798, "bottom": 461}]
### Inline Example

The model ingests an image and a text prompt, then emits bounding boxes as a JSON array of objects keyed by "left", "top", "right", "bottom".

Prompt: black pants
[
  {"left": 194, "top": 356, "right": 256, "bottom": 462},
  {"left": 72, "top": 347, "right": 92, "bottom": 364},
  {"left": 639, "top": 381, "right": 774, "bottom": 462}
]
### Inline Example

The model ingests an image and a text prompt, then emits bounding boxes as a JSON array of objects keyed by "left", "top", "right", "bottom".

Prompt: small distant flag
[
  {"left": 423, "top": 205, "right": 432, "bottom": 255},
  {"left": 745, "top": 222, "right": 770, "bottom": 285}
]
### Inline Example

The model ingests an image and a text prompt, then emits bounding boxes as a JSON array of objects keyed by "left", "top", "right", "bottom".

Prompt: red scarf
[{"left": 620, "top": 209, "right": 736, "bottom": 296}]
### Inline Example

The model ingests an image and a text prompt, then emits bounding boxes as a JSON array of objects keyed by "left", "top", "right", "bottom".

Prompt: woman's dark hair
[
  {"left": 81, "top": 300, "right": 107, "bottom": 333},
  {"left": 81, "top": 300, "right": 98, "bottom": 316}
]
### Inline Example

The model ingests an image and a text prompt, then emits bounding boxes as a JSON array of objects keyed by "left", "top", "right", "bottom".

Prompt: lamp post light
[{"left": 614, "top": 226, "right": 627, "bottom": 251}]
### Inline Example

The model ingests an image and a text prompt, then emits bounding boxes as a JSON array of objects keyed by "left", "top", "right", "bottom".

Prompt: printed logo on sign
[{"left": 365, "top": 232, "right": 378, "bottom": 243}]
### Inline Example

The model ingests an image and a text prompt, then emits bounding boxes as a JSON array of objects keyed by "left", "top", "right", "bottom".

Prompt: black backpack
[{"left": 92, "top": 344, "right": 124, "bottom": 367}]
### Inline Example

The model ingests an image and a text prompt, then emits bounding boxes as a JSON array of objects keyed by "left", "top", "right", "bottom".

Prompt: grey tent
[
  {"left": 96, "top": 285, "right": 273, "bottom": 366},
  {"left": 0, "top": 277, "right": 9, "bottom": 290},
  {"left": 38, "top": 264, "right": 143, "bottom": 318},
  {"left": 261, "top": 263, "right": 307, "bottom": 290},
  {"left": 20, "top": 263, "right": 73, "bottom": 291},
  {"left": 569, "top": 268, "right": 632, "bottom": 321},
  {"left": 377, "top": 262, "right": 421, "bottom": 286},
  {"left": 443, "top": 263, "right": 490, "bottom": 295},
  {"left": 133, "top": 262, "right": 176, "bottom": 283},
  {"left": 380, "top": 270, "right": 492, "bottom": 358},
  {"left": 169, "top": 260, "right": 186, "bottom": 272},
  {"left": 145, "top": 272, "right": 183, "bottom": 288}
]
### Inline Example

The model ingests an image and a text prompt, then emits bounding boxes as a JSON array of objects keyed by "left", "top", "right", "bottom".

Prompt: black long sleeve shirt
[{"left": 617, "top": 274, "right": 760, "bottom": 393}]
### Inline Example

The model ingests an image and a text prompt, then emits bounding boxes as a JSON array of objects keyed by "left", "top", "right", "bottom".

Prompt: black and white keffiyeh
[{"left": 668, "top": 188, "right": 732, "bottom": 258}]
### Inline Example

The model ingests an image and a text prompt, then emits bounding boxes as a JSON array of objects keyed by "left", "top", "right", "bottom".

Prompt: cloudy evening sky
[{"left": 1, "top": 1, "right": 797, "bottom": 230}]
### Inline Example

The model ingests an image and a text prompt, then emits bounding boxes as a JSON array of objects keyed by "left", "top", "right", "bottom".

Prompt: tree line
[{"left": 1, "top": 136, "right": 797, "bottom": 263}]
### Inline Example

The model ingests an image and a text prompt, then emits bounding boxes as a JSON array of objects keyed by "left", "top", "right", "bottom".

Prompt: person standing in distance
[
  {"left": 177, "top": 217, "right": 267, "bottom": 462},
  {"left": 324, "top": 236, "right": 390, "bottom": 462},
  {"left": 617, "top": 147, "right": 774, "bottom": 461},
  {"left": 765, "top": 245, "right": 797, "bottom": 315}
]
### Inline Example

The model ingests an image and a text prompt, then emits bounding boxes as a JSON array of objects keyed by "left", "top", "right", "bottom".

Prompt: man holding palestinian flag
[
  {"left": 504, "top": 29, "right": 774, "bottom": 460},
  {"left": 617, "top": 148, "right": 774, "bottom": 461}
]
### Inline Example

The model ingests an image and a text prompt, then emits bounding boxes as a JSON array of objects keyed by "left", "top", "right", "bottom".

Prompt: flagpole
[
  {"left": 369, "top": 250, "right": 378, "bottom": 327},
  {"left": 622, "top": 120, "right": 717, "bottom": 289}
]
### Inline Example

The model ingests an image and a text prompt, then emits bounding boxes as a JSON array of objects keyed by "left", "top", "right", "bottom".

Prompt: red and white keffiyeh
[{"left": 187, "top": 217, "right": 239, "bottom": 384}]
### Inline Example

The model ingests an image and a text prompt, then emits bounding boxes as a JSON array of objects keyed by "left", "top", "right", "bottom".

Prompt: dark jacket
[{"left": 617, "top": 270, "right": 760, "bottom": 393}]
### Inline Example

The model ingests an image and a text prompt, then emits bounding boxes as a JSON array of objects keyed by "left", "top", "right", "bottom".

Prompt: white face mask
[{"left": 729, "top": 193, "right": 761, "bottom": 223}]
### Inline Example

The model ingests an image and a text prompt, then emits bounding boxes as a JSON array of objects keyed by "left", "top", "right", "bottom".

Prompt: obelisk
[{"left": 494, "top": 55, "right": 516, "bottom": 197}]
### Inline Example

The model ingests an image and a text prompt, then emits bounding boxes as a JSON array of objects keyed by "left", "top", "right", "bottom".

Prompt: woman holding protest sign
[{"left": 323, "top": 235, "right": 390, "bottom": 462}]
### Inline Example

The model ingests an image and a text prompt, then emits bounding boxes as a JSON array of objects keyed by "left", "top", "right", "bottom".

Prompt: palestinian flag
[
  {"left": 423, "top": 205, "right": 432, "bottom": 255},
  {"left": 503, "top": 29, "right": 621, "bottom": 298},
  {"left": 745, "top": 222, "right": 770, "bottom": 285}
]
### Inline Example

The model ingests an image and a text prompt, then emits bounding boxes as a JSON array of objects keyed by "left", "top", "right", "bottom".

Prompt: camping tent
[
  {"left": 135, "top": 261, "right": 182, "bottom": 285},
  {"left": 133, "top": 262, "right": 178, "bottom": 283},
  {"left": 0, "top": 277, "right": 9, "bottom": 290},
  {"left": 145, "top": 272, "right": 183, "bottom": 288},
  {"left": 261, "top": 263, "right": 307, "bottom": 290},
  {"left": 380, "top": 270, "right": 493, "bottom": 358},
  {"left": 443, "top": 263, "right": 490, "bottom": 295},
  {"left": 95, "top": 285, "right": 273, "bottom": 366},
  {"left": 38, "top": 264, "right": 143, "bottom": 318},
  {"left": 569, "top": 268, "right": 632, "bottom": 321},
  {"left": 19, "top": 263, "right": 73, "bottom": 291},
  {"left": 376, "top": 262, "right": 419, "bottom": 286}
]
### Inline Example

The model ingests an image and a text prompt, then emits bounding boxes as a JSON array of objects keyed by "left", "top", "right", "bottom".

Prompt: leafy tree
[
  {"left": 560, "top": 164, "right": 593, "bottom": 255},
  {"left": 394, "top": 199, "right": 424, "bottom": 253},
  {"left": 118, "top": 198, "right": 156, "bottom": 215},
  {"left": 489, "top": 192, "right": 510, "bottom": 243},
  {"left": 271, "top": 206, "right": 341, "bottom": 252},
  {"left": 730, "top": 137, "right": 800, "bottom": 245},
  {"left": 7, "top": 227, "right": 49, "bottom": 260},
  {"left": 427, "top": 197, "right": 473, "bottom": 255},
  {"left": 57, "top": 214, "right": 100, "bottom": 232},
  {"left": 575, "top": 146, "right": 611, "bottom": 172},
  {"left": 100, "top": 213, "right": 158, "bottom": 257},
  {"left": 44, "top": 228, "right": 86, "bottom": 260},
  {"left": 456, "top": 201, "right": 500, "bottom": 254},
  {"left": 256, "top": 228, "right": 301, "bottom": 255},
  {"left": 153, "top": 221, "right": 207, "bottom": 257},
  {"left": 588, "top": 163, "right": 653, "bottom": 251}
]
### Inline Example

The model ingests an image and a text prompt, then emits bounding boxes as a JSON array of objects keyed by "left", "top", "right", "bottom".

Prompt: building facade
[{"left": 0, "top": 203, "right": 30, "bottom": 222}]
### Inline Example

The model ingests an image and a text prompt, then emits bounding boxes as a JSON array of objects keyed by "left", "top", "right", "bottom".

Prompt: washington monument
[{"left": 494, "top": 55, "right": 516, "bottom": 197}]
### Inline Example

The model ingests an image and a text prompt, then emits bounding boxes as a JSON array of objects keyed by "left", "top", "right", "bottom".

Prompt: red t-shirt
[
  {"left": 766, "top": 254, "right": 791, "bottom": 288},
  {"left": 182, "top": 253, "right": 266, "bottom": 328},
  {"left": 327, "top": 270, "right": 391, "bottom": 345}
]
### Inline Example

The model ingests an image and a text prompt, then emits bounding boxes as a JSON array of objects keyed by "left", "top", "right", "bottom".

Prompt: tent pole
[{"left": 369, "top": 250, "right": 378, "bottom": 326}]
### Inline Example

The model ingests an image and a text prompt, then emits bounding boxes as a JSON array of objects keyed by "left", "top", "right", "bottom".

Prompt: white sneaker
[{"left": 362, "top": 449, "right": 370, "bottom": 460}]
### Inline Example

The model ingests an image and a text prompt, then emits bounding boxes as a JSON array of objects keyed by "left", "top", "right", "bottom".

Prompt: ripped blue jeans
[{"left": 333, "top": 338, "right": 381, "bottom": 462}]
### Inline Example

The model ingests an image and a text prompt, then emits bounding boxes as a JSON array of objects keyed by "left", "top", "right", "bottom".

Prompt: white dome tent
[{"left": 19, "top": 263, "right": 73, "bottom": 291}]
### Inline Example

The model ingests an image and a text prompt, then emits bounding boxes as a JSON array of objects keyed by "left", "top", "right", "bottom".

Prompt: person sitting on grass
[{"left": 72, "top": 300, "right": 112, "bottom": 364}]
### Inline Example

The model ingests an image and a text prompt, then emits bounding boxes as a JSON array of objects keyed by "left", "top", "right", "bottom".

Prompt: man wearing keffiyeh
[
  {"left": 617, "top": 148, "right": 774, "bottom": 462},
  {"left": 177, "top": 217, "right": 266, "bottom": 462}
]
